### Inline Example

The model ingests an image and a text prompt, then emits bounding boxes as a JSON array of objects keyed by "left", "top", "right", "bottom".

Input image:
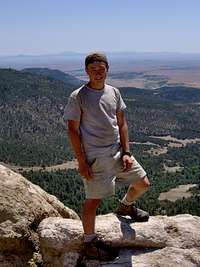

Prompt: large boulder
[
  {"left": 38, "top": 214, "right": 200, "bottom": 267},
  {"left": 0, "top": 164, "right": 79, "bottom": 267},
  {"left": 1, "top": 163, "right": 200, "bottom": 267}
]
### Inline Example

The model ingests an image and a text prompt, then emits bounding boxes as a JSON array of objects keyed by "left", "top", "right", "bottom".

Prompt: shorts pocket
[{"left": 88, "top": 158, "right": 97, "bottom": 167}]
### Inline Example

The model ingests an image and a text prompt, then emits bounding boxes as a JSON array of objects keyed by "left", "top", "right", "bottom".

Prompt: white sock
[
  {"left": 121, "top": 194, "right": 135, "bottom": 206},
  {"left": 84, "top": 233, "right": 96, "bottom": 243}
]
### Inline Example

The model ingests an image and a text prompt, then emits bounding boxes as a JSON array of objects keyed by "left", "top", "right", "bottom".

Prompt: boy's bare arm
[
  {"left": 116, "top": 111, "right": 130, "bottom": 152},
  {"left": 67, "top": 120, "right": 85, "bottom": 163},
  {"left": 116, "top": 111, "right": 133, "bottom": 171},
  {"left": 67, "top": 120, "right": 93, "bottom": 180}
]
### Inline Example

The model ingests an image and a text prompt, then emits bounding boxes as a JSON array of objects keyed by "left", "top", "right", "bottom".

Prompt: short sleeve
[
  {"left": 63, "top": 93, "right": 81, "bottom": 122},
  {"left": 116, "top": 88, "right": 126, "bottom": 112}
]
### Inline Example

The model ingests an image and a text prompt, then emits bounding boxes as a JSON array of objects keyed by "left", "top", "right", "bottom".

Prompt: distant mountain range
[
  {"left": 1, "top": 51, "right": 200, "bottom": 59},
  {"left": 1, "top": 51, "right": 200, "bottom": 69}
]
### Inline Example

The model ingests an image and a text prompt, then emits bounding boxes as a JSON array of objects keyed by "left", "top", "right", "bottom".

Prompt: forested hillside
[
  {"left": 0, "top": 68, "right": 200, "bottom": 166},
  {"left": 0, "top": 68, "right": 80, "bottom": 166},
  {"left": 121, "top": 86, "right": 200, "bottom": 140},
  {"left": 22, "top": 67, "right": 83, "bottom": 86},
  {"left": 23, "top": 143, "right": 200, "bottom": 216},
  {"left": 1, "top": 67, "right": 199, "bottom": 216}
]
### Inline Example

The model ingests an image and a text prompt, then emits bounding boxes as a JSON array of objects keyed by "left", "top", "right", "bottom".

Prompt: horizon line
[{"left": 1, "top": 51, "right": 200, "bottom": 57}]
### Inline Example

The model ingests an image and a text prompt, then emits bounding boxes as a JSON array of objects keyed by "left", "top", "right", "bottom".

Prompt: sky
[{"left": 0, "top": 0, "right": 200, "bottom": 56}]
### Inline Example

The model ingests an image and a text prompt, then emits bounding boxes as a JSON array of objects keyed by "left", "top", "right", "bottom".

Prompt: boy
[{"left": 64, "top": 52, "right": 150, "bottom": 260}]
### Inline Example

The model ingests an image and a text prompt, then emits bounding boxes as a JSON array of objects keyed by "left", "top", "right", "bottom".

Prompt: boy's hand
[
  {"left": 78, "top": 160, "right": 93, "bottom": 180},
  {"left": 122, "top": 155, "right": 133, "bottom": 171}
]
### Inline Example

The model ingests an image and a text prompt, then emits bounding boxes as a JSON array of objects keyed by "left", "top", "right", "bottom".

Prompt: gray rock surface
[
  {"left": 0, "top": 164, "right": 79, "bottom": 267},
  {"left": 38, "top": 214, "right": 200, "bottom": 267},
  {"left": 1, "top": 164, "right": 200, "bottom": 267}
]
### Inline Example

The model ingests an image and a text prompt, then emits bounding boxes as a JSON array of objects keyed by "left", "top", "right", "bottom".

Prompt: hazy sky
[{"left": 0, "top": 0, "right": 200, "bottom": 55}]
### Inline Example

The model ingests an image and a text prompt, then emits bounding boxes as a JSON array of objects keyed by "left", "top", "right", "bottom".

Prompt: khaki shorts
[{"left": 83, "top": 147, "right": 147, "bottom": 199}]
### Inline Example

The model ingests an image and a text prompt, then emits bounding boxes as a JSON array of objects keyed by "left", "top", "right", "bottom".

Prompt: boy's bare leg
[
  {"left": 82, "top": 199, "right": 119, "bottom": 261},
  {"left": 125, "top": 176, "right": 150, "bottom": 203},
  {"left": 82, "top": 199, "right": 101, "bottom": 235},
  {"left": 116, "top": 176, "right": 150, "bottom": 221}
]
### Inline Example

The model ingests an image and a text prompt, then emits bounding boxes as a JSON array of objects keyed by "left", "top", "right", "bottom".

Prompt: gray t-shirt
[{"left": 64, "top": 84, "right": 126, "bottom": 157}]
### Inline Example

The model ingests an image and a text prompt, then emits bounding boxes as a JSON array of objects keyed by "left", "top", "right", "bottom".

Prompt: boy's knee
[
  {"left": 131, "top": 176, "right": 150, "bottom": 191},
  {"left": 143, "top": 176, "right": 151, "bottom": 189},
  {"left": 84, "top": 199, "right": 101, "bottom": 210}
]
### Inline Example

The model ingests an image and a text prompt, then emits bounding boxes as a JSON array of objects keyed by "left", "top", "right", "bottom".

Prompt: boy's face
[{"left": 86, "top": 61, "right": 108, "bottom": 84}]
